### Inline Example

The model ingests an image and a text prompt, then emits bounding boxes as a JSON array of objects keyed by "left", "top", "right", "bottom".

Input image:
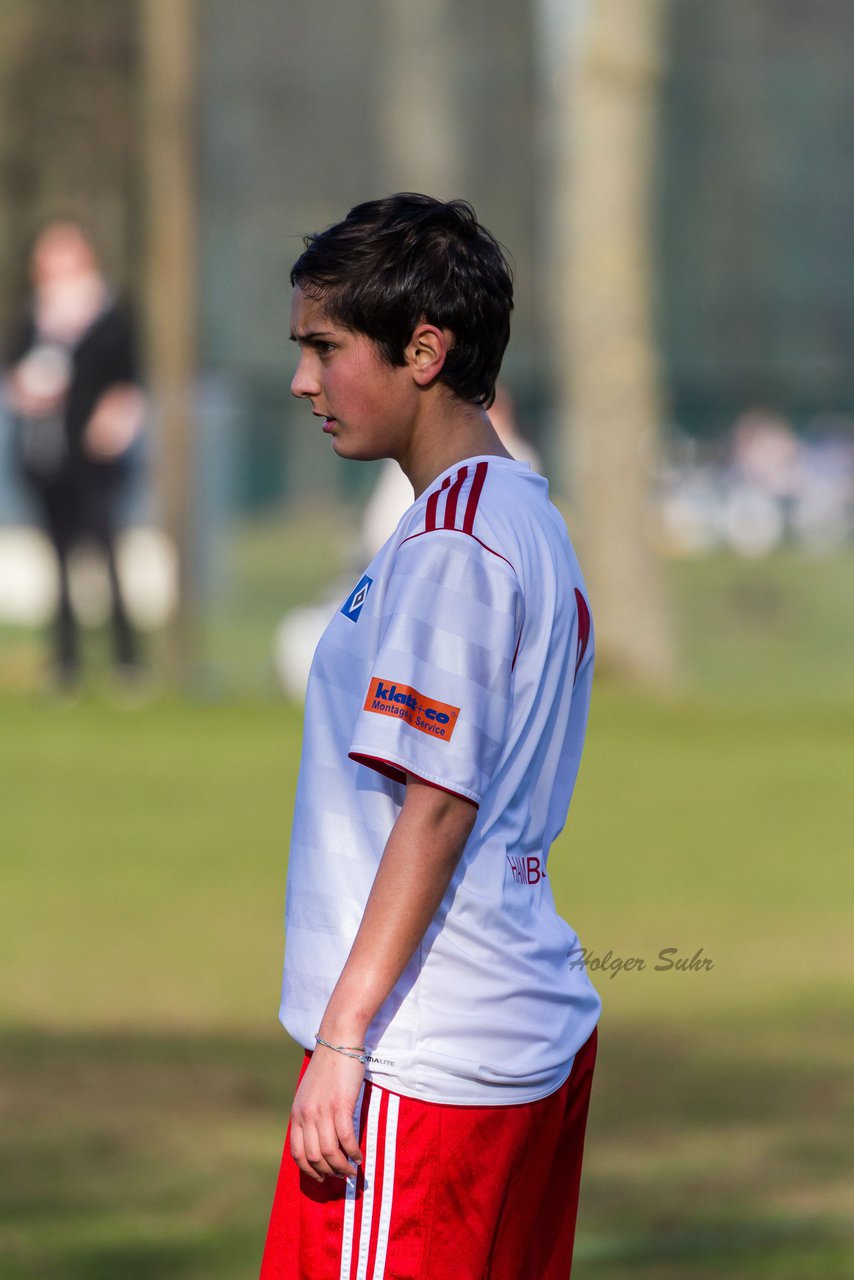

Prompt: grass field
[{"left": 1, "top": 521, "right": 853, "bottom": 1278}]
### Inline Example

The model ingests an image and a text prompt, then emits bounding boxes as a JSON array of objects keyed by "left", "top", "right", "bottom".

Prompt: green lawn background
[{"left": 1, "top": 512, "right": 852, "bottom": 1278}]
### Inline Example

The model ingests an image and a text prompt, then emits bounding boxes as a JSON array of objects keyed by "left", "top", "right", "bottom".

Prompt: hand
[
  {"left": 5, "top": 365, "right": 65, "bottom": 418},
  {"left": 289, "top": 1046, "right": 365, "bottom": 1183},
  {"left": 83, "top": 385, "right": 146, "bottom": 460}
]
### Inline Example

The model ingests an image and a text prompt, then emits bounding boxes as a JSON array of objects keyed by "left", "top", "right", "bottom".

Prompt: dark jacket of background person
[{"left": 6, "top": 300, "right": 140, "bottom": 497}]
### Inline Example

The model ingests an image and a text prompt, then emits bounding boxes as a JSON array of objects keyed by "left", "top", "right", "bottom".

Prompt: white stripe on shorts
[
  {"left": 371, "top": 1093, "right": 399, "bottom": 1279},
  {"left": 338, "top": 1087, "right": 400, "bottom": 1280},
  {"left": 339, "top": 1083, "right": 366, "bottom": 1280},
  {"left": 354, "top": 1090, "right": 382, "bottom": 1280}
]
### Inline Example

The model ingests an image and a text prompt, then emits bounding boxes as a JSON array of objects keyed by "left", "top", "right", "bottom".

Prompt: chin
[{"left": 332, "top": 438, "right": 387, "bottom": 463}]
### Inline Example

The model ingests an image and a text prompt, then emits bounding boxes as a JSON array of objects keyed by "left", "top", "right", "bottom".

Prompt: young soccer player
[{"left": 261, "top": 194, "right": 601, "bottom": 1280}]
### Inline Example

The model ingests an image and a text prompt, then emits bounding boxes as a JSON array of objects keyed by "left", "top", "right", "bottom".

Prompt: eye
[{"left": 316, "top": 342, "right": 335, "bottom": 356}]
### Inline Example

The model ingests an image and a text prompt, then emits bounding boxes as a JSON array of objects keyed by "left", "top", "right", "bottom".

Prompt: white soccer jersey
[{"left": 280, "top": 455, "right": 601, "bottom": 1105}]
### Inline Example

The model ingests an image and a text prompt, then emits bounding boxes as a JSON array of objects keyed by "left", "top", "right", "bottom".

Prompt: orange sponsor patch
[{"left": 364, "top": 677, "right": 460, "bottom": 742}]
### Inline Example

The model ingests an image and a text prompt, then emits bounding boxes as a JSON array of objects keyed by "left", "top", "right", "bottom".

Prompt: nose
[{"left": 291, "top": 352, "right": 320, "bottom": 401}]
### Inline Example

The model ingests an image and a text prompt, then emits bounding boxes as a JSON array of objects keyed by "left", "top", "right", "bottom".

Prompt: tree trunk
[
  {"left": 139, "top": 0, "right": 199, "bottom": 684},
  {"left": 551, "top": 0, "right": 677, "bottom": 684},
  {"left": 376, "top": 0, "right": 461, "bottom": 197}
]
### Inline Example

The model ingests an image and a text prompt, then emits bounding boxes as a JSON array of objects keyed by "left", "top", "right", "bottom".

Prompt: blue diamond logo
[{"left": 341, "top": 574, "right": 373, "bottom": 623}]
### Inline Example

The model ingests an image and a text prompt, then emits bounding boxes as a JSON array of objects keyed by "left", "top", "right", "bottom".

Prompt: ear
[{"left": 405, "top": 323, "right": 452, "bottom": 387}]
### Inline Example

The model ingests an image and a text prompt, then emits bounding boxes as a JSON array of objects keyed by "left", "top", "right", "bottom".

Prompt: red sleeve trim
[{"left": 348, "top": 752, "right": 479, "bottom": 808}]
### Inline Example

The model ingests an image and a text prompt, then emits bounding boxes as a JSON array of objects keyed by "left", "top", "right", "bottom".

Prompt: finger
[
  {"left": 334, "top": 1105, "right": 363, "bottom": 1169},
  {"left": 301, "top": 1123, "right": 342, "bottom": 1180},
  {"left": 315, "top": 1118, "right": 359, "bottom": 1179},
  {"left": 290, "top": 1123, "right": 324, "bottom": 1183}
]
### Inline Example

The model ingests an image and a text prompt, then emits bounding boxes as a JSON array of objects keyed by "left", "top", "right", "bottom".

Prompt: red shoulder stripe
[
  {"left": 425, "top": 474, "right": 451, "bottom": 531},
  {"left": 574, "top": 588, "right": 591, "bottom": 678},
  {"left": 443, "top": 465, "right": 469, "bottom": 530},
  {"left": 462, "top": 460, "right": 489, "bottom": 533}
]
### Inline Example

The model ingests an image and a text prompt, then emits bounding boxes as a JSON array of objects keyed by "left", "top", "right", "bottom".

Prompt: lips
[{"left": 311, "top": 411, "right": 337, "bottom": 432}]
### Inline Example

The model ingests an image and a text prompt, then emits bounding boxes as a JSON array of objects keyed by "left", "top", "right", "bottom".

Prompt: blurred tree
[
  {"left": 0, "top": 0, "right": 139, "bottom": 338},
  {"left": 660, "top": 0, "right": 854, "bottom": 433},
  {"left": 551, "top": 0, "right": 677, "bottom": 684},
  {"left": 140, "top": 0, "right": 200, "bottom": 684},
  {"left": 376, "top": 0, "right": 462, "bottom": 198}
]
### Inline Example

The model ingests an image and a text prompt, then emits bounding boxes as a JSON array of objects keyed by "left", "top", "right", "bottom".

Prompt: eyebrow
[{"left": 289, "top": 329, "right": 336, "bottom": 344}]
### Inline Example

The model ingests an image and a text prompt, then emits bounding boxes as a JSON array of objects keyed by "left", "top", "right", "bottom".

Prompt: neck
[{"left": 399, "top": 391, "right": 513, "bottom": 497}]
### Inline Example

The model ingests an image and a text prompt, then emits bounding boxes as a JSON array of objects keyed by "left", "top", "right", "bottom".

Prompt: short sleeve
[{"left": 348, "top": 531, "right": 523, "bottom": 806}]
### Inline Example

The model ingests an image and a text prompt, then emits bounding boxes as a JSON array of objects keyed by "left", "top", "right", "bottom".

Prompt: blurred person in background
[{"left": 2, "top": 219, "right": 146, "bottom": 691}]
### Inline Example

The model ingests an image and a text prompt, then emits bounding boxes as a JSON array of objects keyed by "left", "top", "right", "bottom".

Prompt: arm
[
  {"left": 4, "top": 364, "right": 65, "bottom": 418},
  {"left": 4, "top": 318, "right": 64, "bottom": 418},
  {"left": 83, "top": 306, "right": 146, "bottom": 460},
  {"left": 82, "top": 383, "right": 147, "bottom": 459},
  {"left": 289, "top": 775, "right": 477, "bottom": 1182}
]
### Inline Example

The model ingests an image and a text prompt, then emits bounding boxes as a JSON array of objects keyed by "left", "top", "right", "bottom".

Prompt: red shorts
[{"left": 260, "top": 1027, "right": 597, "bottom": 1280}]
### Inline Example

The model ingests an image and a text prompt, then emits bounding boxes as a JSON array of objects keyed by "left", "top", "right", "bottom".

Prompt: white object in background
[
  {"left": 118, "top": 526, "right": 178, "bottom": 628},
  {"left": 0, "top": 528, "right": 56, "bottom": 624},
  {"left": 273, "top": 599, "right": 338, "bottom": 701},
  {"left": 723, "top": 486, "right": 784, "bottom": 558},
  {"left": 658, "top": 468, "right": 723, "bottom": 556},
  {"left": 0, "top": 524, "right": 177, "bottom": 628}
]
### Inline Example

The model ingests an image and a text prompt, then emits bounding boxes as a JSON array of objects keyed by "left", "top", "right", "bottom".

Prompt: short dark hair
[{"left": 290, "top": 193, "right": 513, "bottom": 408}]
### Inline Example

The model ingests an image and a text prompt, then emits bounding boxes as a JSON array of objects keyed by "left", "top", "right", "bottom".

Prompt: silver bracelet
[{"left": 314, "top": 1033, "right": 368, "bottom": 1064}]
